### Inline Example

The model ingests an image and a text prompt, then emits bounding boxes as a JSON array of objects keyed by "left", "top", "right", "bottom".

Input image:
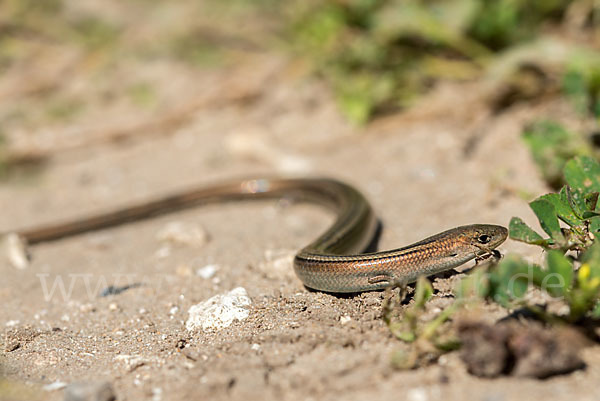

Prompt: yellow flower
[{"left": 579, "top": 264, "right": 591, "bottom": 281}]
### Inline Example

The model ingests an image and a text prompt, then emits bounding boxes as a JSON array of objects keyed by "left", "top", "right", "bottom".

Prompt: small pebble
[
  {"left": 114, "top": 355, "right": 147, "bottom": 372},
  {"left": 151, "top": 387, "right": 163, "bottom": 401},
  {"left": 42, "top": 381, "right": 67, "bottom": 391},
  {"left": 196, "top": 264, "right": 219, "bottom": 279},
  {"left": 407, "top": 388, "right": 428, "bottom": 401},
  {"left": 186, "top": 287, "right": 251, "bottom": 331},
  {"left": 79, "top": 304, "right": 96, "bottom": 313},
  {"left": 340, "top": 315, "right": 352, "bottom": 325}
]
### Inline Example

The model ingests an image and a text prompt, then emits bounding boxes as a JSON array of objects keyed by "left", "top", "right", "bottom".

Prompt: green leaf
[
  {"left": 564, "top": 156, "right": 600, "bottom": 205},
  {"left": 508, "top": 217, "right": 547, "bottom": 245},
  {"left": 564, "top": 185, "right": 586, "bottom": 219},
  {"left": 488, "top": 255, "right": 536, "bottom": 305},
  {"left": 585, "top": 192, "right": 599, "bottom": 210},
  {"left": 529, "top": 199, "right": 564, "bottom": 241},
  {"left": 337, "top": 93, "right": 372, "bottom": 125},
  {"left": 564, "top": 156, "right": 600, "bottom": 194},
  {"left": 395, "top": 331, "right": 416, "bottom": 343},
  {"left": 434, "top": 338, "right": 462, "bottom": 352},
  {"left": 541, "top": 191, "right": 580, "bottom": 227},
  {"left": 332, "top": 71, "right": 394, "bottom": 124},
  {"left": 582, "top": 210, "right": 600, "bottom": 219},
  {"left": 508, "top": 273, "right": 529, "bottom": 299},
  {"left": 545, "top": 250, "right": 573, "bottom": 297},
  {"left": 414, "top": 276, "right": 433, "bottom": 308}
]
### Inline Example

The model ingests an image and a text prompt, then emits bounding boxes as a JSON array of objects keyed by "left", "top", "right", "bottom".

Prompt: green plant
[
  {"left": 286, "top": 0, "right": 577, "bottom": 123},
  {"left": 386, "top": 156, "right": 600, "bottom": 367},
  {"left": 510, "top": 156, "right": 600, "bottom": 250},
  {"left": 563, "top": 52, "right": 600, "bottom": 118},
  {"left": 391, "top": 155, "right": 600, "bottom": 361},
  {"left": 384, "top": 276, "right": 460, "bottom": 369},
  {"left": 462, "top": 156, "right": 600, "bottom": 323},
  {"left": 466, "top": 0, "right": 572, "bottom": 51}
]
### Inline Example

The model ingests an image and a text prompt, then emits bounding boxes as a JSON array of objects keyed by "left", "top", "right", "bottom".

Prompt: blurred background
[{"left": 0, "top": 0, "right": 599, "bottom": 178}]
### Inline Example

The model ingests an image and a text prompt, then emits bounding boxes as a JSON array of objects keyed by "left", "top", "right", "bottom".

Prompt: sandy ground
[{"left": 1, "top": 3, "right": 600, "bottom": 399}]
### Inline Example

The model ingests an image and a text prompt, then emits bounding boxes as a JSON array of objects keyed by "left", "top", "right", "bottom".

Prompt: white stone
[
  {"left": 340, "top": 315, "right": 352, "bottom": 325},
  {"left": 407, "top": 388, "right": 428, "bottom": 401},
  {"left": 196, "top": 264, "right": 218, "bottom": 279},
  {"left": 43, "top": 381, "right": 67, "bottom": 391},
  {"left": 186, "top": 287, "right": 251, "bottom": 331}
]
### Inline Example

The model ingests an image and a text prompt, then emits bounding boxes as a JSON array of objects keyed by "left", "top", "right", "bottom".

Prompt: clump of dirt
[
  {"left": 458, "top": 319, "right": 588, "bottom": 378},
  {"left": 3, "top": 325, "right": 48, "bottom": 353}
]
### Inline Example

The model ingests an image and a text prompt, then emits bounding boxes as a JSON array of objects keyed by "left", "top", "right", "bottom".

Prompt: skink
[{"left": 8, "top": 178, "right": 507, "bottom": 293}]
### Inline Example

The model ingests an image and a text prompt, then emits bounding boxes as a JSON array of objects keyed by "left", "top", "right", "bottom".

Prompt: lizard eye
[{"left": 477, "top": 234, "right": 491, "bottom": 244}]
